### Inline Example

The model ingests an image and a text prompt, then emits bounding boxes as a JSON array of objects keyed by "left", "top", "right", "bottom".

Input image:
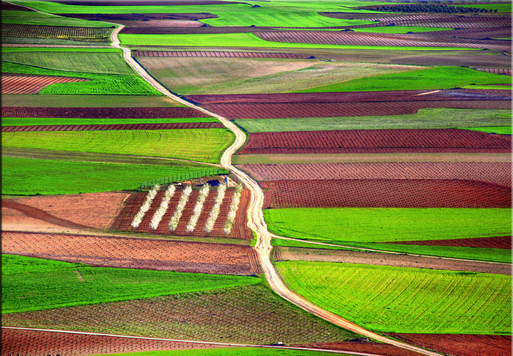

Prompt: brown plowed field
[
  {"left": 2, "top": 107, "right": 210, "bottom": 118},
  {"left": 476, "top": 68, "right": 512, "bottom": 76},
  {"left": 238, "top": 162, "right": 512, "bottom": 187},
  {"left": 293, "top": 341, "right": 419, "bottom": 356},
  {"left": 133, "top": 51, "right": 308, "bottom": 59},
  {"left": 387, "top": 333, "right": 512, "bottom": 356},
  {"left": 189, "top": 89, "right": 512, "bottom": 104},
  {"left": 2, "top": 231, "right": 261, "bottom": 275},
  {"left": 254, "top": 31, "right": 510, "bottom": 51},
  {"left": 238, "top": 129, "right": 512, "bottom": 155},
  {"left": 111, "top": 187, "right": 253, "bottom": 239},
  {"left": 2, "top": 24, "right": 112, "bottom": 41},
  {"left": 2, "top": 328, "right": 223, "bottom": 356},
  {"left": 1, "top": 2, "right": 33, "bottom": 10},
  {"left": 2, "top": 73, "right": 89, "bottom": 95},
  {"left": 203, "top": 100, "right": 510, "bottom": 119},
  {"left": 2, "top": 122, "right": 223, "bottom": 132},
  {"left": 386, "top": 235, "right": 511, "bottom": 249},
  {"left": 260, "top": 179, "right": 511, "bottom": 209}
]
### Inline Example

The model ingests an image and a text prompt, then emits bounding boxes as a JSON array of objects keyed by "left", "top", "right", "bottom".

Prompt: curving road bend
[{"left": 109, "top": 24, "right": 444, "bottom": 356}]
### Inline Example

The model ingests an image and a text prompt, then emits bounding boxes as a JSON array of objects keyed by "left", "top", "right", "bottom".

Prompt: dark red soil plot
[
  {"left": 387, "top": 333, "right": 512, "bottom": 356},
  {"left": 2, "top": 231, "right": 261, "bottom": 275},
  {"left": 237, "top": 129, "right": 512, "bottom": 155},
  {"left": 189, "top": 89, "right": 511, "bottom": 104},
  {"left": 2, "top": 328, "right": 223, "bottom": 356},
  {"left": 386, "top": 235, "right": 511, "bottom": 249},
  {"left": 2, "top": 107, "right": 210, "bottom": 118},
  {"left": 1, "top": 2, "right": 33, "bottom": 10},
  {"left": 2, "top": 122, "right": 223, "bottom": 132},
  {"left": 239, "top": 162, "right": 512, "bottom": 187},
  {"left": 260, "top": 179, "right": 511, "bottom": 209},
  {"left": 254, "top": 31, "right": 510, "bottom": 51},
  {"left": 293, "top": 341, "right": 419, "bottom": 356},
  {"left": 2, "top": 73, "right": 89, "bottom": 95},
  {"left": 111, "top": 188, "right": 253, "bottom": 240},
  {"left": 203, "top": 100, "right": 510, "bottom": 119},
  {"left": 476, "top": 68, "right": 512, "bottom": 76},
  {"left": 133, "top": 51, "right": 308, "bottom": 59}
]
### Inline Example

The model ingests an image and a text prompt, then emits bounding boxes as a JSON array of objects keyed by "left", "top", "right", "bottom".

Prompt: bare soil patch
[
  {"left": 2, "top": 107, "right": 210, "bottom": 118},
  {"left": 1, "top": 73, "right": 89, "bottom": 95},
  {"left": 238, "top": 162, "right": 512, "bottom": 187},
  {"left": 293, "top": 341, "right": 422, "bottom": 356},
  {"left": 134, "top": 51, "right": 308, "bottom": 59},
  {"left": 1, "top": 2, "right": 33, "bottom": 11},
  {"left": 261, "top": 179, "right": 511, "bottom": 209},
  {"left": 387, "top": 333, "right": 512, "bottom": 356},
  {"left": 2, "top": 231, "right": 261, "bottom": 275},
  {"left": 274, "top": 246, "right": 511, "bottom": 275},
  {"left": 2, "top": 192, "right": 130, "bottom": 230},
  {"left": 238, "top": 129, "right": 511, "bottom": 155},
  {"left": 386, "top": 236, "right": 511, "bottom": 249},
  {"left": 2, "top": 122, "right": 223, "bottom": 132}
]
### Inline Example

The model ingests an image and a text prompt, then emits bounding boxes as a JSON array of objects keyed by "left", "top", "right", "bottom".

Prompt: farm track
[
  {"left": 2, "top": 73, "right": 89, "bottom": 95},
  {"left": 106, "top": 22, "right": 445, "bottom": 356},
  {"left": 2, "top": 122, "right": 224, "bottom": 132}
]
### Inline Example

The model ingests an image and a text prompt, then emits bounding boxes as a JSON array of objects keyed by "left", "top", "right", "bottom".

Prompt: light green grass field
[
  {"left": 2, "top": 254, "right": 260, "bottom": 314},
  {"left": 93, "top": 348, "right": 353, "bottom": 356},
  {"left": 298, "top": 66, "right": 512, "bottom": 92},
  {"left": 2, "top": 118, "right": 217, "bottom": 126},
  {"left": 2, "top": 156, "right": 225, "bottom": 196},
  {"left": 277, "top": 261, "right": 511, "bottom": 334},
  {"left": 2, "top": 9, "right": 114, "bottom": 27},
  {"left": 2, "top": 129, "right": 234, "bottom": 164},
  {"left": 2, "top": 47, "right": 120, "bottom": 53},
  {"left": 462, "top": 126, "right": 512, "bottom": 135},
  {"left": 235, "top": 109, "right": 511, "bottom": 132},
  {"left": 264, "top": 208, "right": 512, "bottom": 243}
]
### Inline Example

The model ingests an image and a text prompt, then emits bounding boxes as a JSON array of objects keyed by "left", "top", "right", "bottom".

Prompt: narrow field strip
[
  {"left": 133, "top": 51, "right": 309, "bottom": 59},
  {"left": 276, "top": 261, "right": 512, "bottom": 334},
  {"left": 2, "top": 117, "right": 218, "bottom": 126},
  {"left": 2, "top": 23, "right": 112, "bottom": 42},
  {"left": 2, "top": 122, "right": 224, "bottom": 132},
  {"left": 1, "top": 73, "right": 89, "bottom": 95}
]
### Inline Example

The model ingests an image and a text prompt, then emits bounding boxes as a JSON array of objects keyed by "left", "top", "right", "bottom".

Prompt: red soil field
[
  {"left": 260, "top": 179, "right": 511, "bottom": 209},
  {"left": 2, "top": 231, "right": 261, "bottom": 275},
  {"left": 189, "top": 88, "right": 512, "bottom": 104},
  {"left": 387, "top": 333, "right": 512, "bottom": 356},
  {"left": 2, "top": 122, "right": 223, "bottom": 132},
  {"left": 238, "top": 162, "right": 512, "bottom": 187},
  {"left": 202, "top": 100, "right": 510, "bottom": 119},
  {"left": 386, "top": 235, "right": 511, "bottom": 249},
  {"left": 476, "top": 68, "right": 512, "bottom": 76},
  {"left": 2, "top": 107, "right": 210, "bottom": 118},
  {"left": 2, "top": 24, "right": 112, "bottom": 42},
  {"left": 2, "top": 328, "right": 223, "bottom": 356},
  {"left": 111, "top": 187, "right": 253, "bottom": 240},
  {"left": 1, "top": 2, "right": 33, "bottom": 10},
  {"left": 237, "top": 129, "right": 512, "bottom": 155},
  {"left": 2, "top": 73, "right": 89, "bottom": 95},
  {"left": 254, "top": 31, "right": 510, "bottom": 51},
  {"left": 133, "top": 51, "right": 308, "bottom": 59},
  {"left": 294, "top": 341, "right": 419, "bottom": 356}
]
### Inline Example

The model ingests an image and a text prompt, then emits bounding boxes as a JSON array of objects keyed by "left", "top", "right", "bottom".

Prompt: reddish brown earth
[
  {"left": 202, "top": 101, "right": 510, "bottom": 119},
  {"left": 2, "top": 192, "right": 130, "bottom": 231},
  {"left": 1, "top": 2, "right": 33, "bottom": 10},
  {"left": 2, "top": 122, "right": 223, "bottom": 132},
  {"left": 476, "top": 68, "right": 512, "bottom": 76},
  {"left": 2, "top": 73, "right": 89, "bottom": 95},
  {"left": 133, "top": 51, "right": 308, "bottom": 59},
  {"left": 111, "top": 187, "right": 253, "bottom": 240},
  {"left": 260, "top": 179, "right": 511, "bottom": 209},
  {"left": 2, "top": 24, "right": 112, "bottom": 41},
  {"left": 2, "top": 328, "right": 224, "bottom": 356},
  {"left": 2, "top": 231, "right": 261, "bottom": 275},
  {"left": 386, "top": 236, "right": 511, "bottom": 249},
  {"left": 2, "top": 107, "right": 211, "bottom": 118},
  {"left": 238, "top": 162, "right": 512, "bottom": 187},
  {"left": 294, "top": 341, "right": 419, "bottom": 356},
  {"left": 237, "top": 129, "right": 512, "bottom": 155},
  {"left": 387, "top": 334, "right": 512, "bottom": 356}
]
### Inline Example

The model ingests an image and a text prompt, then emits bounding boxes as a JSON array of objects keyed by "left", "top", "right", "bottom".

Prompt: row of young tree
[{"left": 361, "top": 4, "right": 498, "bottom": 13}]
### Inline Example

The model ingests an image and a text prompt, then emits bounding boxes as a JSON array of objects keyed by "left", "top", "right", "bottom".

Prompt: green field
[
  {"left": 277, "top": 261, "right": 511, "bottom": 334},
  {"left": 2, "top": 156, "right": 226, "bottom": 196},
  {"left": 119, "top": 33, "right": 472, "bottom": 51},
  {"left": 298, "top": 66, "right": 512, "bottom": 92},
  {"left": 94, "top": 348, "right": 353, "bottom": 356},
  {"left": 264, "top": 208, "right": 512, "bottom": 243},
  {"left": 2, "top": 254, "right": 260, "bottom": 314},
  {"left": 2, "top": 129, "right": 234, "bottom": 164},
  {"left": 1, "top": 95, "right": 182, "bottom": 107},
  {"left": 2, "top": 117, "right": 217, "bottom": 126},
  {"left": 2, "top": 47, "right": 121, "bottom": 54},
  {"left": 2, "top": 62, "right": 161, "bottom": 96},
  {"left": 235, "top": 109, "right": 511, "bottom": 132},
  {"left": 2, "top": 9, "right": 113, "bottom": 27},
  {"left": 463, "top": 126, "right": 512, "bottom": 135}
]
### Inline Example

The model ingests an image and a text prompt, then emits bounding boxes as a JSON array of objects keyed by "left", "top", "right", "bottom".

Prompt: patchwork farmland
[{"left": 1, "top": 0, "right": 511, "bottom": 356}]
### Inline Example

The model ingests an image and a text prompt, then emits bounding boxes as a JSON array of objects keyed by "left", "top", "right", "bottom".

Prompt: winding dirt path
[{"left": 108, "top": 24, "right": 444, "bottom": 356}]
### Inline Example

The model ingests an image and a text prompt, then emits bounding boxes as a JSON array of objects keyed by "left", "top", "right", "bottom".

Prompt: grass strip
[
  {"left": 2, "top": 156, "right": 224, "bottom": 195},
  {"left": 2, "top": 9, "right": 114, "bottom": 27},
  {"left": 234, "top": 109, "right": 511, "bottom": 132},
  {"left": 461, "top": 127, "right": 512, "bottom": 135},
  {"left": 264, "top": 207, "right": 512, "bottom": 243},
  {"left": 277, "top": 261, "right": 511, "bottom": 334},
  {"left": 2, "top": 254, "right": 260, "bottom": 314}
]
